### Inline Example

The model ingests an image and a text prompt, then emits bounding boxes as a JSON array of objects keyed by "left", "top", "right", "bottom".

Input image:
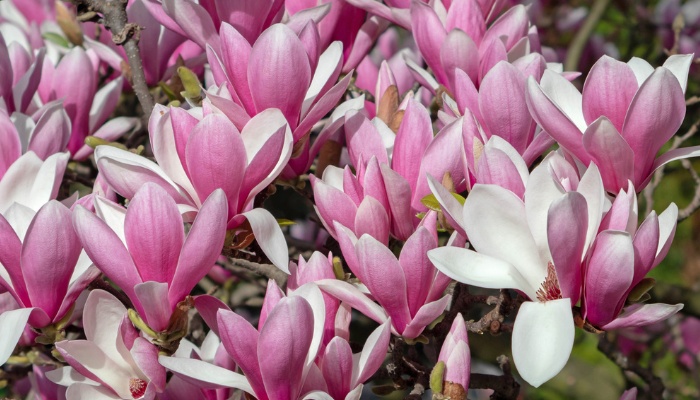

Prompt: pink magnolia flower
[
  {"left": 318, "top": 213, "right": 452, "bottom": 339},
  {"left": 0, "top": 201, "right": 99, "bottom": 365},
  {"left": 526, "top": 54, "right": 698, "bottom": 192},
  {"left": 581, "top": 183, "right": 682, "bottom": 331},
  {"left": 428, "top": 156, "right": 607, "bottom": 387},
  {"left": 0, "top": 33, "right": 45, "bottom": 115},
  {"left": 437, "top": 314, "right": 471, "bottom": 393},
  {"left": 160, "top": 283, "right": 330, "bottom": 400},
  {"left": 339, "top": 98, "right": 467, "bottom": 217},
  {"left": 443, "top": 57, "right": 560, "bottom": 169},
  {"left": 206, "top": 22, "right": 351, "bottom": 145},
  {"left": 72, "top": 183, "right": 227, "bottom": 332},
  {"left": 36, "top": 47, "right": 137, "bottom": 158},
  {"left": 94, "top": 107, "right": 292, "bottom": 271},
  {"left": 47, "top": 290, "right": 166, "bottom": 400},
  {"left": 409, "top": 2, "right": 538, "bottom": 92}
]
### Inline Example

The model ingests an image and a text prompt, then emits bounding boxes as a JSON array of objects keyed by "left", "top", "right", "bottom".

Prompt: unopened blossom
[
  {"left": 436, "top": 314, "right": 471, "bottom": 396},
  {"left": 72, "top": 183, "right": 227, "bottom": 332},
  {"left": 48, "top": 290, "right": 165, "bottom": 400},
  {"left": 0, "top": 201, "right": 98, "bottom": 365},
  {"left": 526, "top": 54, "right": 698, "bottom": 192},
  {"left": 318, "top": 212, "right": 452, "bottom": 339},
  {"left": 94, "top": 107, "right": 292, "bottom": 271}
]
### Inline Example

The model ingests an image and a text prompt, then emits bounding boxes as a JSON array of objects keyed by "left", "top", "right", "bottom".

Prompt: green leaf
[
  {"left": 276, "top": 218, "right": 296, "bottom": 227},
  {"left": 43, "top": 32, "right": 70, "bottom": 48},
  {"left": 430, "top": 361, "right": 446, "bottom": 394},
  {"left": 420, "top": 192, "right": 465, "bottom": 211}
]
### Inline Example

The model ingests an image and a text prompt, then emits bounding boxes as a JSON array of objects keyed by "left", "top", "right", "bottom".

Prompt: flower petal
[{"left": 511, "top": 299, "right": 574, "bottom": 388}]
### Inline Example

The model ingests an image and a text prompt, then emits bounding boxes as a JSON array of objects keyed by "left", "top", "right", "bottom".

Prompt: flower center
[
  {"left": 129, "top": 378, "right": 147, "bottom": 399},
  {"left": 536, "top": 261, "right": 562, "bottom": 302}
]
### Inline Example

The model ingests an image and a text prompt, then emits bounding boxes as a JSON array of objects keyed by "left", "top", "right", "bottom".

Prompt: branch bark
[{"left": 72, "top": 0, "right": 154, "bottom": 123}]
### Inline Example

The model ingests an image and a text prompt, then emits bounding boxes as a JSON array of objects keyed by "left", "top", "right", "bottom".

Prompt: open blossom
[
  {"left": 160, "top": 283, "right": 329, "bottom": 400},
  {"left": 47, "top": 289, "right": 165, "bottom": 400},
  {"left": 526, "top": 54, "right": 698, "bottom": 192},
  {"left": 206, "top": 21, "right": 351, "bottom": 148},
  {"left": 72, "top": 183, "right": 227, "bottom": 332},
  {"left": 428, "top": 156, "right": 607, "bottom": 387},
  {"left": 317, "top": 212, "right": 452, "bottom": 339},
  {"left": 0, "top": 201, "right": 98, "bottom": 365},
  {"left": 94, "top": 106, "right": 292, "bottom": 271}
]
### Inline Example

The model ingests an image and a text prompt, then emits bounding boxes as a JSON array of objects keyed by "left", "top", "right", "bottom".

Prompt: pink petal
[
  {"left": 581, "top": 56, "right": 638, "bottom": 132},
  {"left": 134, "top": 281, "right": 172, "bottom": 332},
  {"left": 399, "top": 227, "right": 437, "bottom": 316},
  {"left": 400, "top": 294, "right": 451, "bottom": 339},
  {"left": 446, "top": 0, "right": 485, "bottom": 43},
  {"left": 355, "top": 235, "right": 411, "bottom": 332},
  {"left": 294, "top": 71, "right": 352, "bottom": 142},
  {"left": 163, "top": 0, "right": 219, "bottom": 49},
  {"left": 582, "top": 117, "right": 635, "bottom": 193},
  {"left": 411, "top": 1, "right": 447, "bottom": 84},
  {"left": 258, "top": 297, "right": 314, "bottom": 399},
  {"left": 131, "top": 338, "right": 166, "bottom": 392},
  {"left": 392, "top": 99, "right": 432, "bottom": 192},
  {"left": 479, "top": 62, "right": 531, "bottom": 153},
  {"left": 315, "top": 279, "right": 388, "bottom": 325},
  {"left": 216, "top": 0, "right": 272, "bottom": 44},
  {"left": 218, "top": 23, "right": 255, "bottom": 115},
  {"left": 21, "top": 201, "right": 81, "bottom": 321},
  {"left": 124, "top": 183, "right": 184, "bottom": 284},
  {"left": 72, "top": 206, "right": 142, "bottom": 301},
  {"left": 322, "top": 337, "right": 353, "bottom": 399},
  {"left": 216, "top": 308, "right": 263, "bottom": 391},
  {"left": 354, "top": 196, "right": 390, "bottom": 244},
  {"left": 440, "top": 30, "right": 479, "bottom": 90},
  {"left": 525, "top": 76, "right": 588, "bottom": 164},
  {"left": 631, "top": 212, "right": 660, "bottom": 287},
  {"left": 169, "top": 190, "right": 227, "bottom": 306},
  {"left": 621, "top": 68, "right": 686, "bottom": 185},
  {"left": 248, "top": 24, "right": 311, "bottom": 129},
  {"left": 345, "top": 111, "right": 389, "bottom": 167},
  {"left": 185, "top": 114, "right": 246, "bottom": 214},
  {"left": 547, "top": 192, "right": 587, "bottom": 304},
  {"left": 601, "top": 303, "right": 683, "bottom": 330},
  {"left": 0, "top": 213, "right": 27, "bottom": 305},
  {"left": 380, "top": 165, "right": 415, "bottom": 241},
  {"left": 311, "top": 176, "right": 357, "bottom": 239},
  {"left": 583, "top": 230, "right": 634, "bottom": 328}
]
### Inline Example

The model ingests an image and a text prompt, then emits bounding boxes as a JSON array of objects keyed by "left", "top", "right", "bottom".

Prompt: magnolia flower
[
  {"left": 436, "top": 314, "right": 471, "bottom": 396},
  {"left": 72, "top": 183, "right": 227, "bottom": 332},
  {"left": 35, "top": 47, "right": 138, "bottom": 159},
  {"left": 428, "top": 157, "right": 607, "bottom": 387},
  {"left": 581, "top": 183, "right": 682, "bottom": 331},
  {"left": 94, "top": 107, "right": 292, "bottom": 271},
  {"left": 318, "top": 213, "right": 452, "bottom": 339},
  {"left": 0, "top": 33, "right": 44, "bottom": 115},
  {"left": 47, "top": 290, "right": 165, "bottom": 400},
  {"left": 526, "top": 54, "right": 698, "bottom": 192},
  {"left": 409, "top": 2, "right": 537, "bottom": 92},
  {"left": 0, "top": 201, "right": 98, "bottom": 365},
  {"left": 206, "top": 22, "right": 351, "bottom": 144},
  {"left": 160, "top": 283, "right": 330, "bottom": 400}
]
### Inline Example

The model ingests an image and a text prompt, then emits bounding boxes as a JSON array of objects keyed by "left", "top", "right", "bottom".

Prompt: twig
[
  {"left": 564, "top": 0, "right": 611, "bottom": 71},
  {"left": 598, "top": 334, "right": 665, "bottom": 399},
  {"left": 72, "top": 0, "right": 154, "bottom": 124},
  {"left": 222, "top": 258, "right": 288, "bottom": 289},
  {"left": 678, "top": 159, "right": 700, "bottom": 221},
  {"left": 469, "top": 356, "right": 520, "bottom": 400}
]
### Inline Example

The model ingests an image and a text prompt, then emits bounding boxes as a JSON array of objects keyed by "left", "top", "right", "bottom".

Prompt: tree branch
[
  {"left": 72, "top": 0, "right": 154, "bottom": 124},
  {"left": 564, "top": 0, "right": 611, "bottom": 71},
  {"left": 598, "top": 334, "right": 665, "bottom": 399}
]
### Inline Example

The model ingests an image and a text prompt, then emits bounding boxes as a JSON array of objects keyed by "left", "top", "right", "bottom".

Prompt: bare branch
[{"left": 71, "top": 0, "right": 154, "bottom": 123}]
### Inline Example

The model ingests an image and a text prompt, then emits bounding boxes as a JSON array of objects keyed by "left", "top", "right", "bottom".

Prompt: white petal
[
  {"left": 662, "top": 54, "right": 693, "bottom": 94},
  {"left": 539, "top": 70, "right": 586, "bottom": 131},
  {"left": 464, "top": 184, "right": 544, "bottom": 292},
  {"left": 427, "top": 247, "right": 533, "bottom": 298},
  {"left": 626, "top": 57, "right": 654, "bottom": 86},
  {"left": 0, "top": 307, "right": 33, "bottom": 365},
  {"left": 240, "top": 208, "right": 289, "bottom": 273},
  {"left": 512, "top": 299, "right": 574, "bottom": 387},
  {"left": 158, "top": 356, "right": 254, "bottom": 393}
]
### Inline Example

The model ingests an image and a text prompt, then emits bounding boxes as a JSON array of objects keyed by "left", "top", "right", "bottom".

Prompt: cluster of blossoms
[{"left": 0, "top": 0, "right": 696, "bottom": 399}]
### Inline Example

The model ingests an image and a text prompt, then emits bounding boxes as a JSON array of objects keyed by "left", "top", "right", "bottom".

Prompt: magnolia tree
[{"left": 0, "top": 0, "right": 699, "bottom": 399}]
